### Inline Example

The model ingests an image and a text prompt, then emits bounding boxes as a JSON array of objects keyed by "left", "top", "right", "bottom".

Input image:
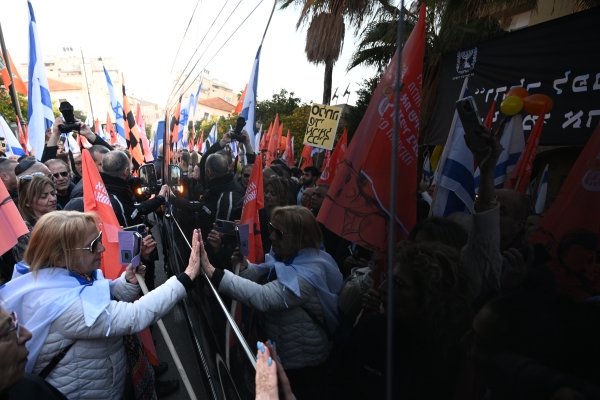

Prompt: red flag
[
  {"left": 266, "top": 116, "right": 281, "bottom": 166},
  {"left": 135, "top": 103, "right": 154, "bottom": 162},
  {"left": 260, "top": 122, "right": 272, "bottom": 150},
  {"left": 94, "top": 118, "right": 101, "bottom": 136},
  {"left": 506, "top": 105, "right": 546, "bottom": 193},
  {"left": 483, "top": 100, "right": 496, "bottom": 129},
  {"left": 240, "top": 161, "right": 264, "bottom": 264},
  {"left": 0, "top": 50, "right": 27, "bottom": 96},
  {"left": 82, "top": 150, "right": 123, "bottom": 279},
  {"left": 319, "top": 128, "right": 347, "bottom": 185},
  {"left": 234, "top": 84, "right": 247, "bottom": 114},
  {"left": 530, "top": 121, "right": 600, "bottom": 302},
  {"left": 0, "top": 180, "right": 29, "bottom": 255},
  {"left": 122, "top": 75, "right": 145, "bottom": 171},
  {"left": 284, "top": 130, "right": 295, "bottom": 168},
  {"left": 300, "top": 144, "right": 313, "bottom": 168},
  {"left": 197, "top": 132, "right": 204, "bottom": 153},
  {"left": 317, "top": 4, "right": 426, "bottom": 253},
  {"left": 170, "top": 95, "right": 182, "bottom": 145},
  {"left": 189, "top": 131, "right": 195, "bottom": 152},
  {"left": 106, "top": 113, "right": 118, "bottom": 146}
]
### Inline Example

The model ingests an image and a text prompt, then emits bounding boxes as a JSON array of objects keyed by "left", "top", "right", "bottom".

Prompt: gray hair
[
  {"left": 102, "top": 150, "right": 130, "bottom": 176},
  {"left": 205, "top": 154, "right": 228, "bottom": 179}
]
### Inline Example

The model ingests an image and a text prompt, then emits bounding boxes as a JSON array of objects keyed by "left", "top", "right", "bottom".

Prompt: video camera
[
  {"left": 230, "top": 117, "right": 246, "bottom": 143},
  {"left": 58, "top": 101, "right": 81, "bottom": 134}
]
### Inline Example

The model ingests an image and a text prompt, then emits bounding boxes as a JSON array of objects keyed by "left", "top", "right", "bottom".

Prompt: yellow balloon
[{"left": 500, "top": 95, "right": 523, "bottom": 116}]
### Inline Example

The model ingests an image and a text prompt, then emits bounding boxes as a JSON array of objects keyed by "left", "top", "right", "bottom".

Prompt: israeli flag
[
  {"left": 474, "top": 114, "right": 525, "bottom": 190},
  {"left": 190, "top": 83, "right": 202, "bottom": 117},
  {"left": 152, "top": 120, "right": 164, "bottom": 160},
  {"left": 102, "top": 65, "right": 126, "bottom": 147},
  {"left": 535, "top": 164, "right": 549, "bottom": 214},
  {"left": 240, "top": 46, "right": 261, "bottom": 147},
  {"left": 0, "top": 115, "right": 26, "bottom": 157},
  {"left": 423, "top": 154, "right": 433, "bottom": 185},
  {"left": 27, "top": 1, "right": 55, "bottom": 161},
  {"left": 178, "top": 96, "right": 190, "bottom": 143},
  {"left": 208, "top": 123, "right": 217, "bottom": 146},
  {"left": 432, "top": 83, "right": 474, "bottom": 217},
  {"left": 254, "top": 125, "right": 262, "bottom": 153}
]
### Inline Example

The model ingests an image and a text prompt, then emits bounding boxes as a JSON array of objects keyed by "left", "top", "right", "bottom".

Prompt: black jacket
[
  {"left": 100, "top": 173, "right": 165, "bottom": 227},
  {"left": 170, "top": 173, "right": 243, "bottom": 241}
]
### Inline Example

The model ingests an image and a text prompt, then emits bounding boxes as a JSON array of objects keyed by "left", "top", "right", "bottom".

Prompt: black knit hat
[{"left": 14, "top": 159, "right": 36, "bottom": 176}]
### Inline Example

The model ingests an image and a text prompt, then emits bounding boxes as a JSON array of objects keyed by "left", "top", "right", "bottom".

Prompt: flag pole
[
  {"left": 0, "top": 22, "right": 26, "bottom": 131},
  {"left": 80, "top": 48, "right": 95, "bottom": 124},
  {"left": 260, "top": 0, "right": 279, "bottom": 46},
  {"left": 387, "top": 1, "right": 405, "bottom": 399}
]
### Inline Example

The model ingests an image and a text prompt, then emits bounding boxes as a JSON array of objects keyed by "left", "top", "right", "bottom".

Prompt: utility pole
[{"left": 80, "top": 47, "right": 95, "bottom": 123}]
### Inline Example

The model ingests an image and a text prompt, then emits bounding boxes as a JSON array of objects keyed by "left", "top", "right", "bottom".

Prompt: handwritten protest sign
[{"left": 303, "top": 103, "right": 341, "bottom": 150}]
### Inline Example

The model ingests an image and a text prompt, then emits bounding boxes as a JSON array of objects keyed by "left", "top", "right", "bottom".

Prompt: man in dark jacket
[
  {"left": 101, "top": 150, "right": 168, "bottom": 227},
  {"left": 70, "top": 145, "right": 110, "bottom": 199}
]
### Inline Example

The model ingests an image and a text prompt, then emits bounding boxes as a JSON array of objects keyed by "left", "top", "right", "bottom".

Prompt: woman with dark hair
[
  {"left": 408, "top": 217, "right": 469, "bottom": 251},
  {"left": 330, "top": 242, "right": 474, "bottom": 399},
  {"left": 17, "top": 173, "right": 57, "bottom": 227},
  {"left": 200, "top": 205, "right": 343, "bottom": 399},
  {"left": 264, "top": 176, "right": 288, "bottom": 210}
]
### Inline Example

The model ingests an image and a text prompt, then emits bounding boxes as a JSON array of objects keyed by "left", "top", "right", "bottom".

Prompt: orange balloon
[
  {"left": 506, "top": 87, "right": 529, "bottom": 99},
  {"left": 279, "top": 137, "right": 287, "bottom": 152},
  {"left": 522, "top": 94, "right": 553, "bottom": 115}
]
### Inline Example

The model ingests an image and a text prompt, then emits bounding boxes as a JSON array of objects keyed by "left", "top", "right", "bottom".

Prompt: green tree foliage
[{"left": 0, "top": 75, "right": 28, "bottom": 123}]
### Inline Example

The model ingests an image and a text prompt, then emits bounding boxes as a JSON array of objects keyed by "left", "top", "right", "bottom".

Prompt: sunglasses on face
[
  {"left": 18, "top": 172, "right": 47, "bottom": 181},
  {"left": 70, "top": 231, "right": 102, "bottom": 253},
  {"left": 268, "top": 222, "right": 289, "bottom": 240},
  {"left": 52, "top": 171, "right": 69, "bottom": 179},
  {"left": 0, "top": 311, "right": 20, "bottom": 340}
]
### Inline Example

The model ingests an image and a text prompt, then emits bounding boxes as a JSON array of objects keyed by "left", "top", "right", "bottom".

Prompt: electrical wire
[
  {"left": 165, "top": 0, "right": 232, "bottom": 107},
  {"left": 167, "top": 0, "right": 246, "bottom": 106},
  {"left": 168, "top": 0, "right": 203, "bottom": 77},
  {"left": 172, "top": 0, "right": 265, "bottom": 107}
]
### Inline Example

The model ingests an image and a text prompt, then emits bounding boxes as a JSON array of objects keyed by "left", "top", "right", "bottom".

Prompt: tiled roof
[
  {"left": 47, "top": 78, "right": 80, "bottom": 91},
  {"left": 197, "top": 97, "right": 235, "bottom": 112}
]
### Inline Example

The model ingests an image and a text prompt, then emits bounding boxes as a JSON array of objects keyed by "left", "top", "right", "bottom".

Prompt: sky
[{"left": 1, "top": 0, "right": 379, "bottom": 109}]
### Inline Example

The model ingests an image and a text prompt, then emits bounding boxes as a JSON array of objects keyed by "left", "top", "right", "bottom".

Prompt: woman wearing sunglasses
[
  {"left": 17, "top": 173, "right": 57, "bottom": 227},
  {"left": 201, "top": 205, "right": 343, "bottom": 399},
  {"left": 0, "top": 211, "right": 203, "bottom": 399}
]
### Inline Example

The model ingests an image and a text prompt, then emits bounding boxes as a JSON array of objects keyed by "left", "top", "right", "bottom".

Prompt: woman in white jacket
[{"left": 0, "top": 211, "right": 203, "bottom": 399}]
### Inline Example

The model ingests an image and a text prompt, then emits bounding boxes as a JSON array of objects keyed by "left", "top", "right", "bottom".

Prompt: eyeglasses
[
  {"left": 70, "top": 231, "right": 102, "bottom": 253},
  {"left": 52, "top": 171, "right": 69, "bottom": 179},
  {"left": 268, "top": 222, "right": 289, "bottom": 240},
  {"left": 243, "top": 174, "right": 251, "bottom": 178},
  {"left": 18, "top": 172, "right": 47, "bottom": 181},
  {"left": 0, "top": 311, "right": 20, "bottom": 340}
]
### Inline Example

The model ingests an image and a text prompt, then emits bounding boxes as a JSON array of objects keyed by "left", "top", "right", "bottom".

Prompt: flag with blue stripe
[
  {"left": 423, "top": 154, "right": 433, "bottom": 185},
  {"left": 240, "top": 46, "right": 261, "bottom": 147},
  {"left": 0, "top": 115, "right": 26, "bottom": 157},
  {"left": 208, "top": 123, "right": 217, "bottom": 146},
  {"left": 27, "top": 1, "right": 55, "bottom": 160},
  {"left": 474, "top": 114, "right": 525, "bottom": 190},
  {"left": 152, "top": 121, "right": 164, "bottom": 160},
  {"left": 535, "top": 164, "right": 549, "bottom": 213},
  {"left": 103, "top": 65, "right": 126, "bottom": 147},
  {"left": 178, "top": 96, "right": 190, "bottom": 144},
  {"left": 432, "top": 86, "right": 475, "bottom": 217},
  {"left": 254, "top": 125, "right": 262, "bottom": 153},
  {"left": 190, "top": 83, "right": 202, "bottom": 116}
]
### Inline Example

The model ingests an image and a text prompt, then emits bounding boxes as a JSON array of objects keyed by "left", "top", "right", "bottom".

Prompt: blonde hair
[
  {"left": 271, "top": 206, "right": 322, "bottom": 251},
  {"left": 23, "top": 211, "right": 99, "bottom": 273},
  {"left": 17, "top": 176, "right": 56, "bottom": 223}
]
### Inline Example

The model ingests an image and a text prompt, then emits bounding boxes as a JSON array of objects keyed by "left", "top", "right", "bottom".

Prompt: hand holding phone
[
  {"left": 456, "top": 96, "right": 487, "bottom": 151},
  {"left": 119, "top": 231, "right": 142, "bottom": 269}
]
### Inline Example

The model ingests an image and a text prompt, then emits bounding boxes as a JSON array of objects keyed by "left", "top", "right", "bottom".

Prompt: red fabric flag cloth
[
  {"left": 319, "top": 150, "right": 332, "bottom": 183},
  {"left": 234, "top": 84, "right": 248, "bottom": 114},
  {"left": 94, "top": 118, "right": 100, "bottom": 135},
  {"left": 260, "top": 123, "right": 272, "bottom": 150},
  {"left": 197, "top": 132, "right": 204, "bottom": 153},
  {"left": 506, "top": 105, "right": 546, "bottom": 193},
  {"left": 0, "top": 50, "right": 28, "bottom": 96},
  {"left": 81, "top": 150, "right": 124, "bottom": 279},
  {"left": 16, "top": 117, "right": 28, "bottom": 155},
  {"left": 483, "top": 100, "right": 496, "bottom": 129},
  {"left": 106, "top": 113, "right": 118, "bottom": 146},
  {"left": 530, "top": 121, "right": 600, "bottom": 302},
  {"left": 266, "top": 116, "right": 281, "bottom": 166},
  {"left": 122, "top": 76, "right": 145, "bottom": 171},
  {"left": 319, "top": 128, "right": 347, "bottom": 185},
  {"left": 135, "top": 103, "right": 154, "bottom": 163},
  {"left": 189, "top": 132, "right": 195, "bottom": 152},
  {"left": 300, "top": 144, "right": 313, "bottom": 168},
  {"left": 0, "top": 180, "right": 29, "bottom": 255},
  {"left": 284, "top": 130, "right": 295, "bottom": 168},
  {"left": 170, "top": 95, "right": 182, "bottom": 146},
  {"left": 317, "top": 4, "right": 427, "bottom": 253},
  {"left": 240, "top": 160, "right": 265, "bottom": 264}
]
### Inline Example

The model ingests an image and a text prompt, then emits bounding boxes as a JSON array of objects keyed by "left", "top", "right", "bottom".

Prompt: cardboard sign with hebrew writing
[{"left": 303, "top": 103, "right": 341, "bottom": 150}]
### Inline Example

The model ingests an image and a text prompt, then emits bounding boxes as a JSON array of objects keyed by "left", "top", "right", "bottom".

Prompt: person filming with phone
[{"left": 0, "top": 211, "right": 204, "bottom": 399}]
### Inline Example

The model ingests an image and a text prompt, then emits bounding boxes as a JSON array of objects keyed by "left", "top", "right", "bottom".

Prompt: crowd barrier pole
[{"left": 136, "top": 273, "right": 198, "bottom": 400}]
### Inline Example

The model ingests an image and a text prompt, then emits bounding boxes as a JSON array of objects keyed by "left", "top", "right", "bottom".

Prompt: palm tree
[{"left": 279, "top": 0, "right": 379, "bottom": 105}]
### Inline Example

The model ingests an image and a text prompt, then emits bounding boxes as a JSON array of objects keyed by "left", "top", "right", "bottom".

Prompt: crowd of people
[{"left": 1, "top": 115, "right": 599, "bottom": 400}]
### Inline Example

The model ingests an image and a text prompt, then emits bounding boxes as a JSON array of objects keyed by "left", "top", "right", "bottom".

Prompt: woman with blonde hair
[
  {"left": 0, "top": 211, "right": 203, "bottom": 399},
  {"left": 17, "top": 173, "right": 57, "bottom": 226},
  {"left": 201, "top": 205, "right": 343, "bottom": 399},
  {"left": 264, "top": 176, "right": 288, "bottom": 210}
]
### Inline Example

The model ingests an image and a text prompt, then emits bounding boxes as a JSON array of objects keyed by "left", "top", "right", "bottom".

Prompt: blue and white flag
[
  {"left": 0, "top": 115, "right": 26, "bottom": 157},
  {"left": 423, "top": 154, "right": 433, "bottom": 185},
  {"left": 27, "top": 1, "right": 55, "bottom": 161},
  {"left": 152, "top": 120, "right": 165, "bottom": 160},
  {"left": 254, "top": 125, "right": 262, "bottom": 153},
  {"left": 474, "top": 114, "right": 525, "bottom": 190},
  {"left": 190, "top": 83, "right": 202, "bottom": 117},
  {"left": 208, "top": 122, "right": 217, "bottom": 147},
  {"left": 102, "top": 65, "right": 126, "bottom": 147},
  {"left": 240, "top": 46, "right": 261, "bottom": 147},
  {"left": 178, "top": 96, "right": 190, "bottom": 144},
  {"left": 432, "top": 82, "right": 474, "bottom": 217},
  {"left": 535, "top": 164, "right": 549, "bottom": 214}
]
